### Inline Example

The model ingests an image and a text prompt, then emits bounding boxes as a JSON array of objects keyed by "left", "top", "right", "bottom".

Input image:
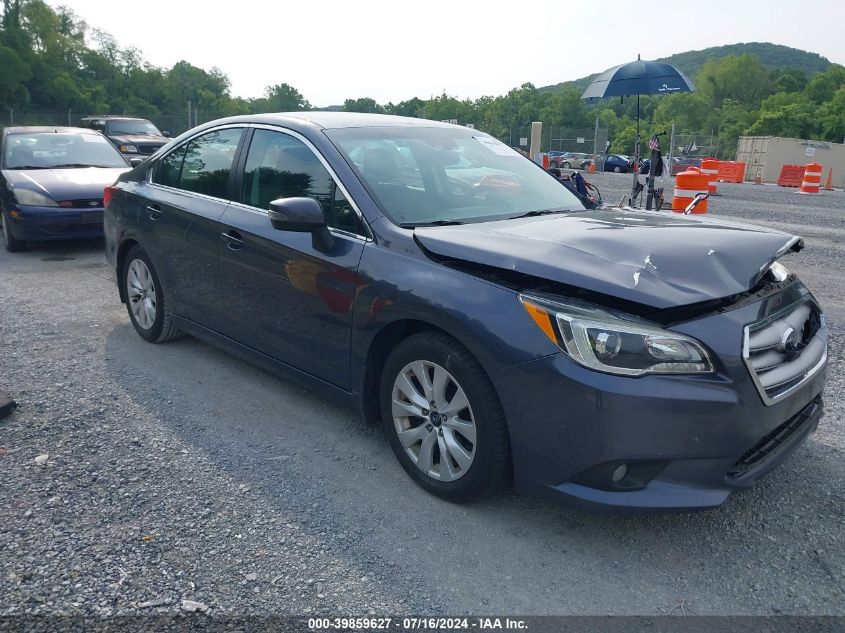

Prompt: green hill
[{"left": 540, "top": 42, "right": 832, "bottom": 93}]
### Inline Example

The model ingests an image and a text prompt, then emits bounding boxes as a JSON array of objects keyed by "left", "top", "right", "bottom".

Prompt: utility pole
[{"left": 187, "top": 101, "right": 192, "bottom": 130}]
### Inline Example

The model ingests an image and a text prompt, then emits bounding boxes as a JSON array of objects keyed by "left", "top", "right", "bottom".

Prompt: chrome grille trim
[{"left": 743, "top": 299, "right": 827, "bottom": 406}]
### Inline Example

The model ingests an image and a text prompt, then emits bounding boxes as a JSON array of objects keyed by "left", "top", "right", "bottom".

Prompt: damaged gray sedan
[{"left": 104, "top": 113, "right": 827, "bottom": 510}]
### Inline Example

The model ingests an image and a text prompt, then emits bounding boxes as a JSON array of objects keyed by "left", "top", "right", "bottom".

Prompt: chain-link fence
[
  {"left": 667, "top": 131, "right": 716, "bottom": 160},
  {"left": 494, "top": 124, "right": 609, "bottom": 156},
  {"left": 2, "top": 108, "right": 199, "bottom": 136}
]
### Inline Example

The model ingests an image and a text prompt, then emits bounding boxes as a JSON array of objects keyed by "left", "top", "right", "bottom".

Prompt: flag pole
[{"left": 630, "top": 93, "right": 640, "bottom": 206}]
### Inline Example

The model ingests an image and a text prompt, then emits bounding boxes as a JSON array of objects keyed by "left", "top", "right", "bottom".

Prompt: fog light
[
  {"left": 611, "top": 464, "right": 628, "bottom": 483},
  {"left": 9, "top": 209, "right": 22, "bottom": 218}
]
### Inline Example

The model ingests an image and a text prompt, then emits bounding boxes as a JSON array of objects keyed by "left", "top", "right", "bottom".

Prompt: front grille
[
  {"left": 743, "top": 300, "right": 827, "bottom": 405},
  {"left": 727, "top": 396, "right": 821, "bottom": 477},
  {"left": 138, "top": 144, "right": 163, "bottom": 155},
  {"left": 63, "top": 199, "right": 103, "bottom": 209}
]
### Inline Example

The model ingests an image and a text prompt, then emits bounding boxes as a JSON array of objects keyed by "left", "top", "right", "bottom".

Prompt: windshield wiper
[
  {"left": 400, "top": 219, "right": 465, "bottom": 228},
  {"left": 509, "top": 208, "right": 572, "bottom": 219},
  {"left": 9, "top": 165, "right": 48, "bottom": 170}
]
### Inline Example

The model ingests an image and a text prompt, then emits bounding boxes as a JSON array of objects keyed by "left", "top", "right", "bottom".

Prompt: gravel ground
[{"left": 0, "top": 178, "right": 843, "bottom": 621}]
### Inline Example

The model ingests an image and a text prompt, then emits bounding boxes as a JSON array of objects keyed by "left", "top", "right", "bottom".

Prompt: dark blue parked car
[
  {"left": 1, "top": 126, "right": 131, "bottom": 252},
  {"left": 104, "top": 113, "right": 827, "bottom": 510},
  {"left": 602, "top": 153, "right": 632, "bottom": 173}
]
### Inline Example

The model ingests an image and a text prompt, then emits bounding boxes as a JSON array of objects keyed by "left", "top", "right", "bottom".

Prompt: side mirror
[
  {"left": 128, "top": 157, "right": 144, "bottom": 167},
  {"left": 268, "top": 197, "right": 333, "bottom": 252},
  {"left": 162, "top": 131, "right": 171, "bottom": 138}
]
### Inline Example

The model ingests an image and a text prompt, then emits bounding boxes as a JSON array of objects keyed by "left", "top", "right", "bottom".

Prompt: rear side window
[
  {"left": 240, "top": 129, "right": 366, "bottom": 235},
  {"left": 153, "top": 128, "right": 243, "bottom": 199}
]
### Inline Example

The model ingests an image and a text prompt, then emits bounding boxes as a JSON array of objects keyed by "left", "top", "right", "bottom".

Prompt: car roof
[
  {"left": 4, "top": 126, "right": 103, "bottom": 135},
  {"left": 212, "top": 111, "right": 463, "bottom": 131}
]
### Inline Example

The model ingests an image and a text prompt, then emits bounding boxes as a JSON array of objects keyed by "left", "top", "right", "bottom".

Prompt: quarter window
[
  {"left": 153, "top": 128, "right": 243, "bottom": 199},
  {"left": 241, "top": 129, "right": 365, "bottom": 235}
]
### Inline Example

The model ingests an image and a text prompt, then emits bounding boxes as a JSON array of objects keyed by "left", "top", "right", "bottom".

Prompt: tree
[
  {"left": 256, "top": 83, "right": 310, "bottom": 112},
  {"left": 804, "top": 64, "right": 845, "bottom": 104},
  {"left": 770, "top": 68, "right": 807, "bottom": 94},
  {"left": 696, "top": 54, "right": 773, "bottom": 108},
  {"left": 610, "top": 124, "right": 637, "bottom": 154},
  {"left": 0, "top": 44, "right": 30, "bottom": 106},
  {"left": 651, "top": 92, "right": 713, "bottom": 135},
  {"left": 538, "top": 86, "right": 589, "bottom": 128},
  {"left": 747, "top": 92, "right": 817, "bottom": 139},
  {"left": 343, "top": 97, "right": 384, "bottom": 114},
  {"left": 385, "top": 97, "right": 424, "bottom": 118}
]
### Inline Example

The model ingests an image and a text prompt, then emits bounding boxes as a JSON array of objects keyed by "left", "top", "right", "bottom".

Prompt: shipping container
[{"left": 736, "top": 136, "right": 845, "bottom": 188}]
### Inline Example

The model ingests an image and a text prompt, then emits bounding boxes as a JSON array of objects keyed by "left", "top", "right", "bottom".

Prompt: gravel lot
[{"left": 1, "top": 177, "right": 843, "bottom": 620}]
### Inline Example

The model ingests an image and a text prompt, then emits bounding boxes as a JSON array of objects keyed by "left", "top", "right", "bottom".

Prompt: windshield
[
  {"left": 326, "top": 127, "right": 584, "bottom": 227},
  {"left": 4, "top": 132, "right": 128, "bottom": 169},
  {"left": 107, "top": 119, "right": 162, "bottom": 136}
]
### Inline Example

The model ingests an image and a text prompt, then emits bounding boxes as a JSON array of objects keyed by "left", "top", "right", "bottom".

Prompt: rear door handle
[
  {"left": 221, "top": 229, "right": 245, "bottom": 250},
  {"left": 146, "top": 204, "right": 162, "bottom": 220}
]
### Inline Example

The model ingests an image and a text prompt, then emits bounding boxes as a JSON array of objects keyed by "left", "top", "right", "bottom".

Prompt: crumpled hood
[
  {"left": 414, "top": 209, "right": 802, "bottom": 309},
  {"left": 3, "top": 167, "right": 129, "bottom": 202}
]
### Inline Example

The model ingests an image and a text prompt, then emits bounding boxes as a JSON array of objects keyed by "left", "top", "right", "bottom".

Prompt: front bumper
[
  {"left": 492, "top": 286, "right": 827, "bottom": 511},
  {"left": 5, "top": 205, "right": 104, "bottom": 241}
]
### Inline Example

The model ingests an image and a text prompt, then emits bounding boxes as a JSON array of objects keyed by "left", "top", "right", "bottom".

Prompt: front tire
[
  {"left": 122, "top": 245, "right": 182, "bottom": 343},
  {"left": 1, "top": 211, "right": 26, "bottom": 252},
  {"left": 380, "top": 331, "right": 510, "bottom": 501},
  {"left": 561, "top": 161, "right": 571, "bottom": 169}
]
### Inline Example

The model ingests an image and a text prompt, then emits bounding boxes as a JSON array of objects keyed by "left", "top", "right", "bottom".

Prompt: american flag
[{"left": 648, "top": 135, "right": 660, "bottom": 151}]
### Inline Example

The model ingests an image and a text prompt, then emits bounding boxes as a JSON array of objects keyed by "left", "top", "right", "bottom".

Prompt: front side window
[
  {"left": 3, "top": 132, "right": 127, "bottom": 169},
  {"left": 326, "top": 126, "right": 584, "bottom": 227},
  {"left": 153, "top": 128, "right": 242, "bottom": 199},
  {"left": 241, "top": 129, "right": 365, "bottom": 235}
]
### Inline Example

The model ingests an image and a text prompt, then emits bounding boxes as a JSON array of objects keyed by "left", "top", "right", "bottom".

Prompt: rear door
[
  {"left": 216, "top": 127, "right": 370, "bottom": 389},
  {"left": 137, "top": 126, "right": 246, "bottom": 326}
]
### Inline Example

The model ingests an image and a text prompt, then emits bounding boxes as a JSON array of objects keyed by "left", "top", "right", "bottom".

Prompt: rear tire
[
  {"left": 613, "top": 166, "right": 621, "bottom": 173},
  {"left": 379, "top": 331, "right": 510, "bottom": 501},
  {"left": 122, "top": 245, "right": 183, "bottom": 343},
  {"left": 1, "top": 211, "right": 26, "bottom": 252},
  {"left": 561, "top": 161, "right": 571, "bottom": 169}
]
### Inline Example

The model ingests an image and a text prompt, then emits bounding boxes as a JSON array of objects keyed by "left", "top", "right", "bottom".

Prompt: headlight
[
  {"left": 118, "top": 144, "right": 139, "bottom": 153},
  {"left": 13, "top": 188, "right": 58, "bottom": 207},
  {"left": 769, "top": 260, "right": 789, "bottom": 282},
  {"left": 519, "top": 294, "right": 714, "bottom": 376}
]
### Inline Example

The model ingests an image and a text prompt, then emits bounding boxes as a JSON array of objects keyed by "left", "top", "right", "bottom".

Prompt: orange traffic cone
[{"left": 823, "top": 168, "right": 833, "bottom": 190}]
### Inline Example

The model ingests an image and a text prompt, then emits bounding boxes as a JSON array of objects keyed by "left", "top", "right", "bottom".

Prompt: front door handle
[
  {"left": 221, "top": 229, "right": 245, "bottom": 251},
  {"left": 146, "top": 204, "right": 162, "bottom": 221}
]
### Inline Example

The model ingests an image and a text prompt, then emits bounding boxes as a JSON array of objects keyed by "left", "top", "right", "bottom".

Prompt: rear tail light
[{"left": 103, "top": 186, "right": 118, "bottom": 208}]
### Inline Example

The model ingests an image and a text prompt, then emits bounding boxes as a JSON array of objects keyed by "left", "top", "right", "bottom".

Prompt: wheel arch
[{"left": 359, "top": 318, "right": 497, "bottom": 427}]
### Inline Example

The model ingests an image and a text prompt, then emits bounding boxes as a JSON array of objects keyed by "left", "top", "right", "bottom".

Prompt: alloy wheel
[
  {"left": 391, "top": 360, "right": 477, "bottom": 482},
  {"left": 126, "top": 258, "right": 157, "bottom": 330}
]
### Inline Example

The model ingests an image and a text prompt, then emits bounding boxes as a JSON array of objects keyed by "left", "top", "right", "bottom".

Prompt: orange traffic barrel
[
  {"left": 700, "top": 157, "right": 719, "bottom": 195},
  {"left": 672, "top": 169, "right": 710, "bottom": 214},
  {"left": 799, "top": 163, "right": 823, "bottom": 194}
]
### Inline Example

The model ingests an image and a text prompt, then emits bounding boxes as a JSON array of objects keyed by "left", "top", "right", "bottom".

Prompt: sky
[{"left": 54, "top": 0, "right": 845, "bottom": 108}]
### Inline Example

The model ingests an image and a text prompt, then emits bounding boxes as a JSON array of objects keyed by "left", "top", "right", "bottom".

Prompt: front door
[{"left": 217, "top": 128, "right": 370, "bottom": 389}]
